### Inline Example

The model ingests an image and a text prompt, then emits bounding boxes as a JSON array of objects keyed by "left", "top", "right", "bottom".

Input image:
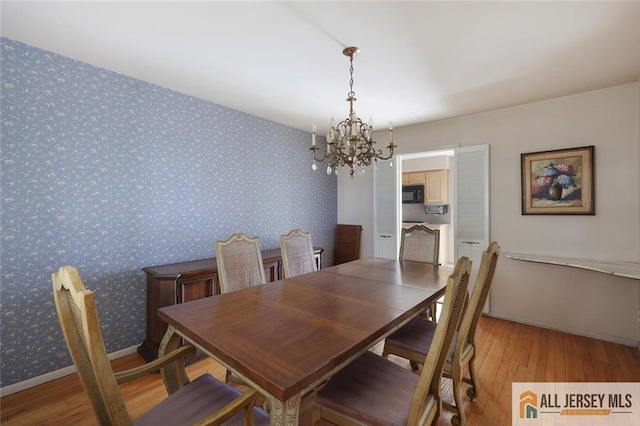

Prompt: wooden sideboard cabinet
[{"left": 138, "top": 247, "right": 323, "bottom": 361}]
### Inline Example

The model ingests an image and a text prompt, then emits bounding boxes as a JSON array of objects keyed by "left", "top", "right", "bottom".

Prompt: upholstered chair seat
[
  {"left": 315, "top": 351, "right": 423, "bottom": 426},
  {"left": 135, "top": 374, "right": 270, "bottom": 426}
]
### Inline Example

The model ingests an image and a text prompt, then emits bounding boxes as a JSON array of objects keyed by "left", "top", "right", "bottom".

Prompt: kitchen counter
[{"left": 401, "top": 222, "right": 448, "bottom": 229}]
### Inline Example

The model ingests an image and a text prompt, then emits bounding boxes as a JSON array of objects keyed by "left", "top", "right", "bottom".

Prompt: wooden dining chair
[
  {"left": 311, "top": 256, "right": 472, "bottom": 426},
  {"left": 382, "top": 242, "right": 501, "bottom": 426},
  {"left": 400, "top": 224, "right": 441, "bottom": 321},
  {"left": 215, "top": 233, "right": 269, "bottom": 387},
  {"left": 52, "top": 266, "right": 269, "bottom": 426},
  {"left": 216, "top": 233, "right": 266, "bottom": 294},
  {"left": 280, "top": 229, "right": 317, "bottom": 278},
  {"left": 400, "top": 224, "right": 440, "bottom": 265}
]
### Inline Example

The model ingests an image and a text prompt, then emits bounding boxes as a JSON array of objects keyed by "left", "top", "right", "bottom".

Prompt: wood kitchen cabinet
[
  {"left": 138, "top": 247, "right": 323, "bottom": 361},
  {"left": 424, "top": 169, "right": 449, "bottom": 204},
  {"left": 404, "top": 171, "right": 426, "bottom": 185},
  {"left": 403, "top": 169, "right": 449, "bottom": 204}
]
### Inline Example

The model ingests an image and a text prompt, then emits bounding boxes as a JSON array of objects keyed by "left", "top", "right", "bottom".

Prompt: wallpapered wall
[{"left": 0, "top": 37, "right": 337, "bottom": 388}]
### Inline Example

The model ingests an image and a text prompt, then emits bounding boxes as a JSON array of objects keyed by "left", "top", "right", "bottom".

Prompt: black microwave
[{"left": 402, "top": 185, "right": 424, "bottom": 204}]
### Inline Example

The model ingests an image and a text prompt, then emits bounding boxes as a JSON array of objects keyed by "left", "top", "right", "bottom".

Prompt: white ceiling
[{"left": 2, "top": 1, "right": 639, "bottom": 135}]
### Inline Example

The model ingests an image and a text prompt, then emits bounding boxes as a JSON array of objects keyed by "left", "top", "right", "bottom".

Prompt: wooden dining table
[{"left": 157, "top": 257, "right": 452, "bottom": 425}]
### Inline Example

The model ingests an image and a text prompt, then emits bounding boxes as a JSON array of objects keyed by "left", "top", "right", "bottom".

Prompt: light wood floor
[{"left": 2, "top": 316, "right": 639, "bottom": 425}]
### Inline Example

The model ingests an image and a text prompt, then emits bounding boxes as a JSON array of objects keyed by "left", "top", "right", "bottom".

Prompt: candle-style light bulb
[
  {"left": 388, "top": 121, "right": 394, "bottom": 144},
  {"left": 330, "top": 117, "right": 336, "bottom": 141},
  {"left": 312, "top": 124, "right": 317, "bottom": 147},
  {"left": 350, "top": 112, "right": 358, "bottom": 137}
]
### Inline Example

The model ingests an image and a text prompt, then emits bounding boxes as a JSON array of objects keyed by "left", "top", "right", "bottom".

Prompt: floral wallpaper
[{"left": 0, "top": 37, "right": 336, "bottom": 388}]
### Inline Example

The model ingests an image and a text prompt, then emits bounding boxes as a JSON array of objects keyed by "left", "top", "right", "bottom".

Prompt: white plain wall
[
  {"left": 337, "top": 169, "right": 374, "bottom": 257},
  {"left": 402, "top": 155, "right": 449, "bottom": 172},
  {"left": 338, "top": 82, "right": 640, "bottom": 346}
]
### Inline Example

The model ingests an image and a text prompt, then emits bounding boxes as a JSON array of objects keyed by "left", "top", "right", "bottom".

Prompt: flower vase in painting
[{"left": 532, "top": 158, "right": 582, "bottom": 207}]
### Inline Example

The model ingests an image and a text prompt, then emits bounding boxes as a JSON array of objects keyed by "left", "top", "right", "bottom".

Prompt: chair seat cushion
[
  {"left": 386, "top": 317, "right": 455, "bottom": 363},
  {"left": 135, "top": 374, "right": 270, "bottom": 426},
  {"left": 316, "top": 351, "right": 419, "bottom": 426},
  {"left": 386, "top": 317, "right": 437, "bottom": 354}
]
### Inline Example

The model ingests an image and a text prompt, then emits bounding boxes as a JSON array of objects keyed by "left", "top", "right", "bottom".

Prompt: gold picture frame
[{"left": 521, "top": 146, "right": 594, "bottom": 215}]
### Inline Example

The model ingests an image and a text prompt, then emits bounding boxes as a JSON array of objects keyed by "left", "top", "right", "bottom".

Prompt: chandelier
[{"left": 311, "top": 46, "right": 396, "bottom": 178}]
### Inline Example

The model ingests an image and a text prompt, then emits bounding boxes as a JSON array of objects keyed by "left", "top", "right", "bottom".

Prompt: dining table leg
[{"left": 269, "top": 393, "right": 301, "bottom": 426}]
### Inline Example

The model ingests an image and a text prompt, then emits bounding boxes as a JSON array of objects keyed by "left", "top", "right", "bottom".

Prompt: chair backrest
[
  {"left": 454, "top": 241, "right": 501, "bottom": 357},
  {"left": 399, "top": 224, "right": 440, "bottom": 265},
  {"left": 280, "top": 229, "right": 317, "bottom": 278},
  {"left": 52, "top": 266, "right": 133, "bottom": 426},
  {"left": 216, "top": 233, "right": 266, "bottom": 294},
  {"left": 333, "top": 224, "right": 361, "bottom": 265},
  {"left": 407, "top": 256, "right": 472, "bottom": 424}
]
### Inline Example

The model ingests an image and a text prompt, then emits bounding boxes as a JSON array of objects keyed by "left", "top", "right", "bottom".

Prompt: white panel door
[
  {"left": 373, "top": 159, "right": 398, "bottom": 259},
  {"left": 454, "top": 145, "right": 490, "bottom": 311}
]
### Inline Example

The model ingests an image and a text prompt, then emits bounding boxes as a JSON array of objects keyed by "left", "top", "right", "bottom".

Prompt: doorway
[{"left": 399, "top": 150, "right": 455, "bottom": 266}]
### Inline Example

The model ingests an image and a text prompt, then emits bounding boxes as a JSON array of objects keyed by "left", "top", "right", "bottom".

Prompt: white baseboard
[
  {"left": 0, "top": 345, "right": 139, "bottom": 398},
  {"left": 486, "top": 312, "right": 638, "bottom": 348}
]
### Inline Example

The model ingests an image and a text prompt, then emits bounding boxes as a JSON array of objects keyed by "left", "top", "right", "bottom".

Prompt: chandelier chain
[{"left": 348, "top": 55, "right": 355, "bottom": 100}]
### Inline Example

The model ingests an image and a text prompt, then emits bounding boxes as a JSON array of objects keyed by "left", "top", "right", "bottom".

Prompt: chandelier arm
[
  {"left": 310, "top": 147, "right": 329, "bottom": 163},
  {"left": 374, "top": 144, "right": 397, "bottom": 161}
]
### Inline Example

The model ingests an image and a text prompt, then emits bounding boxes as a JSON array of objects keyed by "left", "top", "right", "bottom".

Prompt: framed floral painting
[{"left": 521, "top": 146, "right": 595, "bottom": 215}]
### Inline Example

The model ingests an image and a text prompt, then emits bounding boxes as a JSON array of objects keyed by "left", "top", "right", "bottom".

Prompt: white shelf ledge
[{"left": 503, "top": 252, "right": 640, "bottom": 280}]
